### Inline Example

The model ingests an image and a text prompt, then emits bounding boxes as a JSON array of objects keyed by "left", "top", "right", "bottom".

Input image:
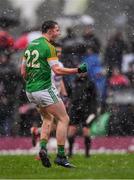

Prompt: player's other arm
[{"left": 20, "top": 57, "right": 27, "bottom": 79}]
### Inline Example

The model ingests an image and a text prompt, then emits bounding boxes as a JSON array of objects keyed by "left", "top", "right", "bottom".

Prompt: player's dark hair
[{"left": 42, "top": 20, "right": 58, "bottom": 33}]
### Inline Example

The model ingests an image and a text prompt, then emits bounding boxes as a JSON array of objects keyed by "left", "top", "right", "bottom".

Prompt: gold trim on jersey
[
  {"left": 47, "top": 57, "right": 58, "bottom": 61},
  {"left": 45, "top": 39, "right": 57, "bottom": 57}
]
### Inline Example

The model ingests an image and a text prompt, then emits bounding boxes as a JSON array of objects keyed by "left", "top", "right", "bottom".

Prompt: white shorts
[{"left": 26, "top": 85, "right": 62, "bottom": 107}]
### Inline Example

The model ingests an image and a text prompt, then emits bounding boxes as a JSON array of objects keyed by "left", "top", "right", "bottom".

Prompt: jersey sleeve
[{"left": 46, "top": 44, "right": 59, "bottom": 67}]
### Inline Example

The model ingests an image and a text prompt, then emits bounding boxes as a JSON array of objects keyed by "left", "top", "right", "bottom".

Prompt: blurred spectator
[
  {"left": 109, "top": 66, "right": 130, "bottom": 90},
  {"left": 0, "top": 29, "right": 14, "bottom": 56},
  {"left": 0, "top": 30, "right": 14, "bottom": 49},
  {"left": 60, "top": 27, "right": 80, "bottom": 54},
  {"left": 83, "top": 44, "right": 107, "bottom": 113},
  {"left": 60, "top": 27, "right": 84, "bottom": 69},
  {"left": 0, "top": 53, "right": 22, "bottom": 136},
  {"left": 104, "top": 31, "right": 127, "bottom": 76},
  {"left": 67, "top": 74, "right": 97, "bottom": 157},
  {"left": 126, "top": 62, "right": 134, "bottom": 88},
  {"left": 61, "top": 27, "right": 77, "bottom": 45},
  {"left": 0, "top": 15, "right": 17, "bottom": 56},
  {"left": 122, "top": 41, "right": 134, "bottom": 73},
  {"left": 82, "top": 24, "right": 101, "bottom": 54},
  {"left": 14, "top": 28, "right": 41, "bottom": 50},
  {"left": 0, "top": 17, "right": 22, "bottom": 136}
]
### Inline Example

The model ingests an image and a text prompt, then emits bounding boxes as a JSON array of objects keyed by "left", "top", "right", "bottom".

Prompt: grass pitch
[{"left": 0, "top": 154, "right": 134, "bottom": 179}]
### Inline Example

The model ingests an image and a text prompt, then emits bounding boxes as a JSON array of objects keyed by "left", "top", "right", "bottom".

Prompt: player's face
[{"left": 50, "top": 24, "right": 61, "bottom": 41}]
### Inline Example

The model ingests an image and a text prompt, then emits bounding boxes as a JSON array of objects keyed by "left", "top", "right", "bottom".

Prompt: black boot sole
[{"left": 39, "top": 150, "right": 51, "bottom": 168}]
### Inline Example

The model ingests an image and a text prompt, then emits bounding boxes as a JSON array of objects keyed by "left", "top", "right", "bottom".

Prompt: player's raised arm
[
  {"left": 51, "top": 63, "right": 78, "bottom": 75},
  {"left": 46, "top": 45, "right": 78, "bottom": 75}
]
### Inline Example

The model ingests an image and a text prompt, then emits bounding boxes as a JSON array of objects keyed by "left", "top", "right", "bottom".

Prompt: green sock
[
  {"left": 58, "top": 145, "right": 65, "bottom": 156},
  {"left": 40, "top": 139, "right": 47, "bottom": 149}
]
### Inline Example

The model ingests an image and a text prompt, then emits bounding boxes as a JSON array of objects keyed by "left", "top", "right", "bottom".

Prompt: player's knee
[
  {"left": 65, "top": 114, "right": 70, "bottom": 124},
  {"left": 68, "top": 125, "right": 77, "bottom": 136},
  {"left": 42, "top": 112, "right": 53, "bottom": 121},
  {"left": 82, "top": 127, "right": 89, "bottom": 136},
  {"left": 60, "top": 114, "right": 70, "bottom": 124}
]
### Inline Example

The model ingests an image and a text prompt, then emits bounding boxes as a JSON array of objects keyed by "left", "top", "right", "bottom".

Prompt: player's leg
[
  {"left": 31, "top": 126, "right": 40, "bottom": 147},
  {"left": 30, "top": 105, "right": 52, "bottom": 147},
  {"left": 82, "top": 81, "right": 97, "bottom": 157},
  {"left": 68, "top": 125, "right": 77, "bottom": 157},
  {"left": 38, "top": 108, "right": 54, "bottom": 167},
  {"left": 67, "top": 103, "right": 80, "bottom": 157},
  {"left": 50, "top": 117, "right": 57, "bottom": 137},
  {"left": 43, "top": 101, "right": 75, "bottom": 167},
  {"left": 82, "top": 126, "right": 91, "bottom": 157},
  {"left": 82, "top": 107, "right": 91, "bottom": 157},
  {"left": 40, "top": 111, "right": 53, "bottom": 142},
  {"left": 26, "top": 90, "right": 54, "bottom": 167},
  {"left": 30, "top": 118, "right": 41, "bottom": 147},
  {"left": 42, "top": 101, "right": 69, "bottom": 154},
  {"left": 27, "top": 87, "right": 75, "bottom": 167}
]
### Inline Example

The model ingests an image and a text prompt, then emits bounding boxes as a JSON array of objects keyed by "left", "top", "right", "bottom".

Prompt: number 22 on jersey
[{"left": 25, "top": 49, "right": 40, "bottom": 68}]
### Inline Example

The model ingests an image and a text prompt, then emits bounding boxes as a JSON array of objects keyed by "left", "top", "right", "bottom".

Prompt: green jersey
[{"left": 23, "top": 37, "right": 58, "bottom": 92}]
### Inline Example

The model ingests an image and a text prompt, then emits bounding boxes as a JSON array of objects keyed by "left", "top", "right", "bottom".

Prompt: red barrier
[{"left": 0, "top": 136, "right": 134, "bottom": 153}]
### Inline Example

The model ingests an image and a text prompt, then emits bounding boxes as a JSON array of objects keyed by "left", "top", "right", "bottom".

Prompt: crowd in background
[{"left": 0, "top": 21, "right": 134, "bottom": 137}]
